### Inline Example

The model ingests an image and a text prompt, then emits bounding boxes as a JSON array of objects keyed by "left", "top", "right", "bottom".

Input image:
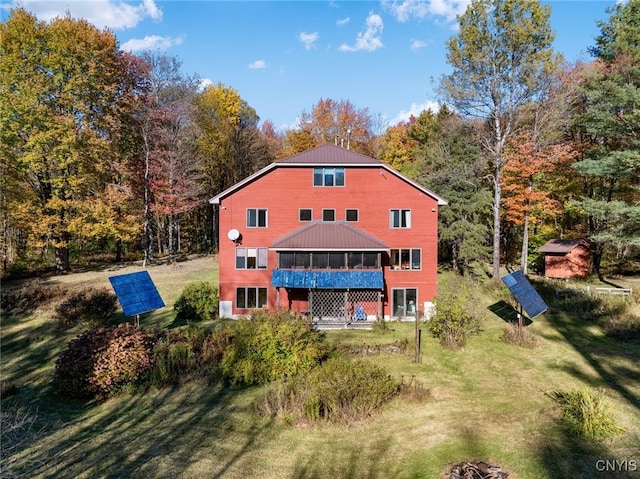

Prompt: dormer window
[{"left": 313, "top": 167, "right": 345, "bottom": 187}]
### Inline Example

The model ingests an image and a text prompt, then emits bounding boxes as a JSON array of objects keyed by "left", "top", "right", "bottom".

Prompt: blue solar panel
[
  {"left": 109, "top": 271, "right": 165, "bottom": 316},
  {"left": 501, "top": 271, "right": 548, "bottom": 318}
]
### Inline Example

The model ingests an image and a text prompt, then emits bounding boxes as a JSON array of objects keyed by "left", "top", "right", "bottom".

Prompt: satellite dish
[{"left": 227, "top": 228, "right": 240, "bottom": 241}]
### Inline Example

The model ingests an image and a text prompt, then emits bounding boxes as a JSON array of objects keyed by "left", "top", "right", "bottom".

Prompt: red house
[
  {"left": 209, "top": 144, "right": 447, "bottom": 325},
  {"left": 539, "top": 239, "right": 590, "bottom": 279}
]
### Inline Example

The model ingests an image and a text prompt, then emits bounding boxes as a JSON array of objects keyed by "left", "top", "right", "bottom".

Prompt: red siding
[
  {"left": 544, "top": 246, "right": 590, "bottom": 279},
  {"left": 217, "top": 165, "right": 441, "bottom": 317}
]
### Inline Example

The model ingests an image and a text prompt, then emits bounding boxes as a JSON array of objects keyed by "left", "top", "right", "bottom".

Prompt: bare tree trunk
[
  {"left": 492, "top": 171, "right": 502, "bottom": 279},
  {"left": 142, "top": 135, "right": 153, "bottom": 268},
  {"left": 521, "top": 208, "right": 529, "bottom": 274}
]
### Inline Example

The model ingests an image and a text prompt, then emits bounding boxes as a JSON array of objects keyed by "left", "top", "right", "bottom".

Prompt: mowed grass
[{"left": 2, "top": 257, "right": 639, "bottom": 479}]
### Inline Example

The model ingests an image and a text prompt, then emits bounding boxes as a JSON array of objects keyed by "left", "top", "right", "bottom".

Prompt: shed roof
[
  {"left": 270, "top": 221, "right": 389, "bottom": 251},
  {"left": 209, "top": 144, "right": 447, "bottom": 206},
  {"left": 539, "top": 239, "right": 589, "bottom": 254}
]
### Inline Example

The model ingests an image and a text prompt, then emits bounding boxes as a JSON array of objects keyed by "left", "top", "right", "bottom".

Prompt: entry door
[{"left": 392, "top": 288, "right": 417, "bottom": 318}]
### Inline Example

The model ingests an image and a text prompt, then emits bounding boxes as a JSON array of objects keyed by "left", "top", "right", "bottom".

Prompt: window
[
  {"left": 311, "top": 252, "right": 346, "bottom": 269},
  {"left": 236, "top": 287, "right": 267, "bottom": 309},
  {"left": 236, "top": 247, "right": 267, "bottom": 269},
  {"left": 347, "top": 252, "right": 379, "bottom": 269},
  {"left": 279, "top": 252, "right": 310, "bottom": 269},
  {"left": 313, "top": 167, "right": 345, "bottom": 187},
  {"left": 345, "top": 209, "right": 358, "bottom": 222},
  {"left": 392, "top": 288, "right": 417, "bottom": 318},
  {"left": 390, "top": 209, "right": 411, "bottom": 228},
  {"left": 247, "top": 208, "right": 267, "bottom": 228},
  {"left": 390, "top": 249, "right": 421, "bottom": 270},
  {"left": 322, "top": 209, "right": 335, "bottom": 222},
  {"left": 299, "top": 208, "right": 312, "bottom": 222}
]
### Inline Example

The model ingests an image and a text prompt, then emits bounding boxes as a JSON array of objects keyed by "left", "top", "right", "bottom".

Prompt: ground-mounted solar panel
[
  {"left": 108, "top": 271, "right": 165, "bottom": 317},
  {"left": 501, "top": 271, "right": 548, "bottom": 318}
]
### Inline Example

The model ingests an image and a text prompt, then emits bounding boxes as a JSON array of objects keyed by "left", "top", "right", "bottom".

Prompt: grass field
[{"left": 2, "top": 256, "right": 639, "bottom": 479}]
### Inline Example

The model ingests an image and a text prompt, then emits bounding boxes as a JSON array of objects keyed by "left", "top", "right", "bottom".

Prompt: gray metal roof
[
  {"left": 539, "top": 239, "right": 589, "bottom": 254},
  {"left": 270, "top": 221, "right": 389, "bottom": 250}
]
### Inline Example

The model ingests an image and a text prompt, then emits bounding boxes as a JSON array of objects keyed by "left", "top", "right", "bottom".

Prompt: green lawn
[{"left": 2, "top": 257, "right": 639, "bottom": 479}]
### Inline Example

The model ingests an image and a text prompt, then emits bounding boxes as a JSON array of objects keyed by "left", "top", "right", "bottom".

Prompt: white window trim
[
  {"left": 247, "top": 208, "right": 268, "bottom": 228},
  {"left": 345, "top": 208, "right": 359, "bottom": 222},
  {"left": 390, "top": 209, "right": 411, "bottom": 229},
  {"left": 236, "top": 286, "right": 268, "bottom": 309}
]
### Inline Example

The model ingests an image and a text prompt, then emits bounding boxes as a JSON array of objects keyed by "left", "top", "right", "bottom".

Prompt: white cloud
[
  {"left": 338, "top": 12, "right": 383, "bottom": 53},
  {"left": 336, "top": 17, "right": 350, "bottom": 26},
  {"left": 10, "top": 0, "right": 163, "bottom": 29},
  {"left": 249, "top": 60, "right": 266, "bottom": 69},
  {"left": 410, "top": 39, "right": 427, "bottom": 50},
  {"left": 383, "top": 0, "right": 469, "bottom": 23},
  {"left": 121, "top": 34, "right": 183, "bottom": 52},
  {"left": 389, "top": 100, "right": 440, "bottom": 125},
  {"left": 299, "top": 32, "right": 319, "bottom": 50},
  {"left": 198, "top": 78, "right": 213, "bottom": 92}
]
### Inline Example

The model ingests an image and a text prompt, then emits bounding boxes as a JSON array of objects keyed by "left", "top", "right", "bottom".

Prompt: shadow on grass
[
  {"left": 3, "top": 383, "right": 275, "bottom": 479},
  {"left": 291, "top": 436, "right": 399, "bottom": 479},
  {"left": 535, "top": 422, "right": 640, "bottom": 479},
  {"left": 488, "top": 300, "right": 533, "bottom": 326},
  {"left": 533, "top": 281, "right": 640, "bottom": 412},
  {"left": 529, "top": 280, "right": 640, "bottom": 478}
]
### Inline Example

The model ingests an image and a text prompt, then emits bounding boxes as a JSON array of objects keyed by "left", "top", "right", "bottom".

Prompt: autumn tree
[
  {"left": 293, "top": 98, "right": 375, "bottom": 155},
  {"left": 0, "top": 9, "right": 145, "bottom": 272},
  {"left": 135, "top": 52, "right": 202, "bottom": 264},
  {"left": 376, "top": 118, "right": 419, "bottom": 176},
  {"left": 193, "top": 83, "right": 272, "bottom": 249},
  {"left": 568, "top": 0, "right": 640, "bottom": 276},
  {"left": 501, "top": 132, "right": 576, "bottom": 273},
  {"left": 439, "top": 0, "right": 561, "bottom": 278}
]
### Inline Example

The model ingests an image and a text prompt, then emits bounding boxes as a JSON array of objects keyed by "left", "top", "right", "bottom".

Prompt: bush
[
  {"left": 174, "top": 282, "right": 219, "bottom": 322},
  {"left": 55, "top": 288, "right": 118, "bottom": 327},
  {"left": 604, "top": 314, "right": 640, "bottom": 341},
  {"left": 54, "top": 324, "right": 156, "bottom": 400},
  {"left": 221, "top": 310, "right": 331, "bottom": 385},
  {"left": 148, "top": 327, "right": 231, "bottom": 387},
  {"left": 256, "top": 357, "right": 399, "bottom": 424},
  {"left": 1, "top": 283, "right": 67, "bottom": 313},
  {"left": 502, "top": 322, "right": 540, "bottom": 348},
  {"left": 552, "top": 388, "right": 625, "bottom": 441},
  {"left": 429, "top": 277, "right": 484, "bottom": 348}
]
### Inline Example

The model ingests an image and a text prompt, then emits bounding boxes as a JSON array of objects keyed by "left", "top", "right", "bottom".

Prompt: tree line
[{"left": 1, "top": 0, "right": 638, "bottom": 278}]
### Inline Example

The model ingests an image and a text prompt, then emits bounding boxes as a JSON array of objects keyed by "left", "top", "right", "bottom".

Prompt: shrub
[
  {"left": 221, "top": 310, "right": 331, "bottom": 385},
  {"left": 148, "top": 327, "right": 231, "bottom": 387},
  {"left": 502, "top": 322, "right": 540, "bottom": 348},
  {"left": 54, "top": 324, "right": 156, "bottom": 400},
  {"left": 604, "top": 314, "right": 640, "bottom": 341},
  {"left": 174, "top": 282, "right": 219, "bottom": 322},
  {"left": 55, "top": 288, "right": 118, "bottom": 327},
  {"left": 552, "top": 388, "right": 625, "bottom": 441},
  {"left": 1, "top": 283, "right": 67, "bottom": 313},
  {"left": 256, "top": 357, "right": 399, "bottom": 424},
  {"left": 429, "top": 277, "right": 484, "bottom": 348}
]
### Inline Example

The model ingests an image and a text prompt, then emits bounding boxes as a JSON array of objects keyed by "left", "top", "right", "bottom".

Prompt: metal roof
[
  {"left": 277, "top": 143, "right": 381, "bottom": 164},
  {"left": 209, "top": 144, "right": 448, "bottom": 206},
  {"left": 270, "top": 220, "right": 389, "bottom": 250},
  {"left": 539, "top": 239, "right": 589, "bottom": 254}
]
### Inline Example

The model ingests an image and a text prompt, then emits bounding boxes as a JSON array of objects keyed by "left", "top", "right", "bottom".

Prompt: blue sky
[{"left": 5, "top": 0, "right": 617, "bottom": 131}]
